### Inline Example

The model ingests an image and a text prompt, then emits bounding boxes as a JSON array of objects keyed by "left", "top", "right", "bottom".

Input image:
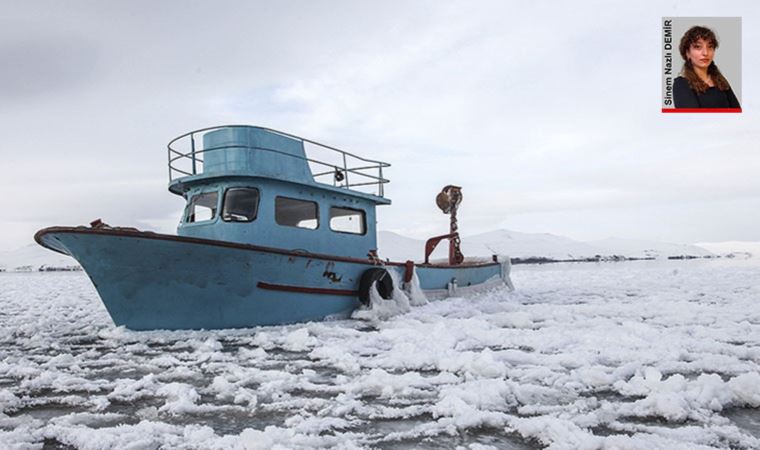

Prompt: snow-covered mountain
[
  {"left": 587, "top": 237, "right": 713, "bottom": 259},
  {"left": 0, "top": 244, "right": 80, "bottom": 272},
  {"left": 374, "top": 230, "right": 427, "bottom": 262},
  {"left": 694, "top": 241, "right": 760, "bottom": 258},
  {"left": 462, "top": 230, "right": 603, "bottom": 260},
  {"left": 379, "top": 229, "right": 718, "bottom": 262}
]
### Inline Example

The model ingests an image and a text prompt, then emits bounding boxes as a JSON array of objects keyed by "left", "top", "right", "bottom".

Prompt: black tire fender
[{"left": 358, "top": 268, "right": 394, "bottom": 306}]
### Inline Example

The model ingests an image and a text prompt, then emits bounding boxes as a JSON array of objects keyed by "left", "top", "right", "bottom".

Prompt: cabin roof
[{"left": 167, "top": 125, "right": 391, "bottom": 205}]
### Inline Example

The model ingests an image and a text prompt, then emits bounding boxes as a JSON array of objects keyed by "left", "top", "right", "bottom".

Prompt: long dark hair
[{"left": 678, "top": 26, "right": 731, "bottom": 94}]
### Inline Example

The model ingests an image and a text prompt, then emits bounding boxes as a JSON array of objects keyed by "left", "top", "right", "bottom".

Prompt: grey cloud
[{"left": 0, "top": 37, "right": 99, "bottom": 103}]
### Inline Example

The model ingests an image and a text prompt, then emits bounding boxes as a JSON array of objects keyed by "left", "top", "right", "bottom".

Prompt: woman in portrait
[{"left": 674, "top": 26, "right": 741, "bottom": 109}]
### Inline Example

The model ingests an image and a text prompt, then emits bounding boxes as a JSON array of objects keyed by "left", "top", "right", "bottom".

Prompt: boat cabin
[{"left": 167, "top": 126, "right": 390, "bottom": 259}]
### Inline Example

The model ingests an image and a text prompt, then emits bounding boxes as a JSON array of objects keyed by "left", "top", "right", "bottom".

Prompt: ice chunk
[
  {"left": 157, "top": 382, "right": 201, "bottom": 415},
  {"left": 728, "top": 372, "right": 760, "bottom": 407},
  {"left": 282, "top": 328, "right": 317, "bottom": 352}
]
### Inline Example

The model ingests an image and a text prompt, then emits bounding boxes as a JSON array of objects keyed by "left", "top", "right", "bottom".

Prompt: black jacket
[{"left": 673, "top": 76, "right": 741, "bottom": 108}]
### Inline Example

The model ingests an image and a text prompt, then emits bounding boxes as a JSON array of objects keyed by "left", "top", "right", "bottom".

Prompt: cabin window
[
  {"left": 222, "top": 188, "right": 259, "bottom": 222},
  {"left": 275, "top": 197, "right": 318, "bottom": 229},
  {"left": 186, "top": 191, "right": 218, "bottom": 223},
  {"left": 329, "top": 207, "right": 366, "bottom": 235}
]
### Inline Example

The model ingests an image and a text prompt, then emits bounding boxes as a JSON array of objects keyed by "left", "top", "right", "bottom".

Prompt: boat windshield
[
  {"left": 222, "top": 188, "right": 259, "bottom": 222},
  {"left": 186, "top": 191, "right": 218, "bottom": 223}
]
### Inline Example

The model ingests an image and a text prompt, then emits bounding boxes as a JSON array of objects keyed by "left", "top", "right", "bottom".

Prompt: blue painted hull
[{"left": 35, "top": 228, "right": 503, "bottom": 330}]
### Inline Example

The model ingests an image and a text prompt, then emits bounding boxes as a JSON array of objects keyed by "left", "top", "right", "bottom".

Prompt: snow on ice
[{"left": 1, "top": 259, "right": 760, "bottom": 449}]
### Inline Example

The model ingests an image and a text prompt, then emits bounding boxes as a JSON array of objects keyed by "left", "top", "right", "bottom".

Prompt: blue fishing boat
[{"left": 35, "top": 126, "right": 512, "bottom": 330}]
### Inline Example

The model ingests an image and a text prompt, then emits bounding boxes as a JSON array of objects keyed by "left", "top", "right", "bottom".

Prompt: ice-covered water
[{"left": 1, "top": 259, "right": 759, "bottom": 449}]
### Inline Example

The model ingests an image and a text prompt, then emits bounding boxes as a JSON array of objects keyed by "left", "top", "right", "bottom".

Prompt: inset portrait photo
[{"left": 662, "top": 17, "right": 741, "bottom": 113}]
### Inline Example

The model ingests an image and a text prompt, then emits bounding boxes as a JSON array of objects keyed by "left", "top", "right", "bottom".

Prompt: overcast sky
[{"left": 2, "top": 1, "right": 759, "bottom": 251}]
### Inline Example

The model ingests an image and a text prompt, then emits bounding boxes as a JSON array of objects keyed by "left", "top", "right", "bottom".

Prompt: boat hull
[{"left": 35, "top": 227, "right": 505, "bottom": 330}]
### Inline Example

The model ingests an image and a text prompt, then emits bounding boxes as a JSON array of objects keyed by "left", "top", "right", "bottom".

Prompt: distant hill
[
  {"left": 587, "top": 237, "right": 713, "bottom": 259},
  {"left": 462, "top": 230, "right": 603, "bottom": 260},
  {"left": 693, "top": 241, "right": 760, "bottom": 259},
  {"left": 378, "top": 230, "right": 721, "bottom": 263},
  {"left": 0, "top": 244, "right": 80, "bottom": 272}
]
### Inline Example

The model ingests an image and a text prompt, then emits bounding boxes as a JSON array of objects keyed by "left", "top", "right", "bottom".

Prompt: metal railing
[{"left": 167, "top": 125, "right": 390, "bottom": 197}]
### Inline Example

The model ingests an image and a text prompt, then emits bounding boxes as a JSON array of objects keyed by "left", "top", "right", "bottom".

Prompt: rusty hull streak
[{"left": 322, "top": 261, "right": 343, "bottom": 283}]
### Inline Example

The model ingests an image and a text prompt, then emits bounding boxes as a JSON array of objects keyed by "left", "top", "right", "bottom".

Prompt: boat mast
[{"left": 436, "top": 185, "right": 465, "bottom": 265}]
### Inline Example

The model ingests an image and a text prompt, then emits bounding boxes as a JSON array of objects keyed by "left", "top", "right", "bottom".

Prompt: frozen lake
[{"left": 1, "top": 259, "right": 759, "bottom": 449}]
